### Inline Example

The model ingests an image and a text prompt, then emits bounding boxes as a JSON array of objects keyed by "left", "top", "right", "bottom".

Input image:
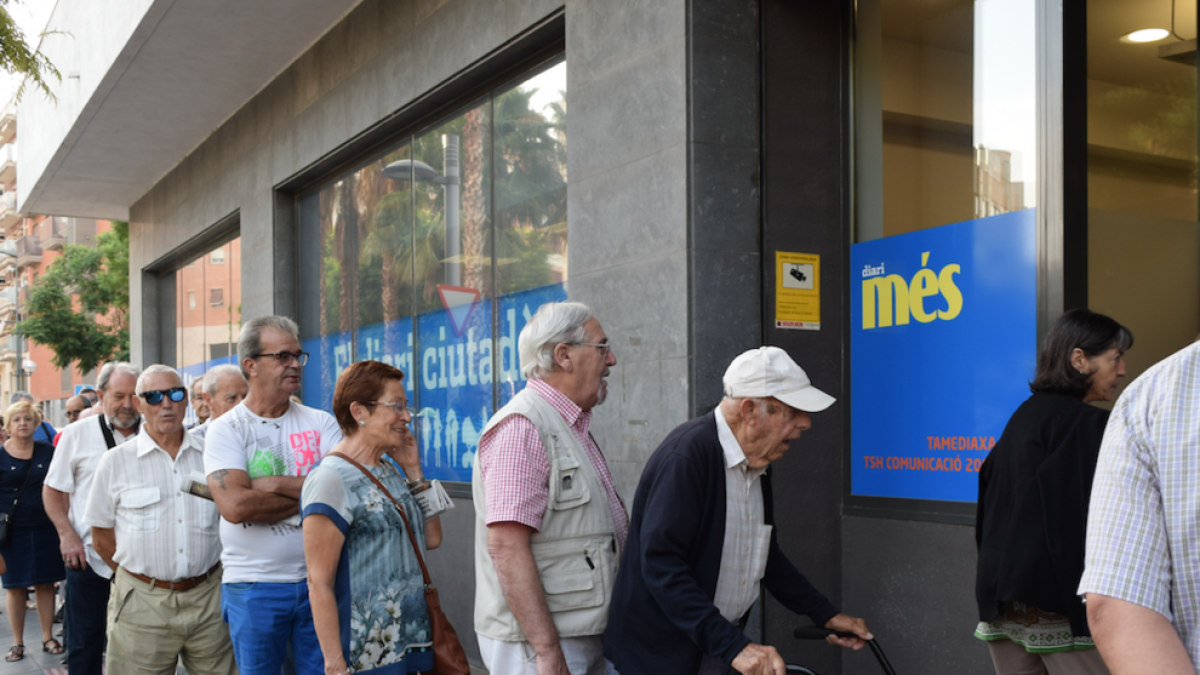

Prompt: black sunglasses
[{"left": 141, "top": 387, "right": 187, "bottom": 406}]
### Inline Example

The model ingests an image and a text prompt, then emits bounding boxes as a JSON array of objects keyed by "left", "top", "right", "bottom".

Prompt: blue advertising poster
[
  {"left": 850, "top": 210, "right": 1036, "bottom": 502},
  {"left": 300, "top": 282, "right": 568, "bottom": 483}
]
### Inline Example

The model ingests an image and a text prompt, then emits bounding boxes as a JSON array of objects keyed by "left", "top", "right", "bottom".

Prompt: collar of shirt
[
  {"left": 528, "top": 378, "right": 592, "bottom": 433},
  {"left": 713, "top": 407, "right": 767, "bottom": 479},
  {"left": 134, "top": 429, "right": 201, "bottom": 460}
]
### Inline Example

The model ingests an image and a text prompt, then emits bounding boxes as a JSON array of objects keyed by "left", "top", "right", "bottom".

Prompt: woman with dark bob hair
[
  {"left": 301, "top": 360, "right": 443, "bottom": 675},
  {"left": 975, "top": 309, "right": 1132, "bottom": 675}
]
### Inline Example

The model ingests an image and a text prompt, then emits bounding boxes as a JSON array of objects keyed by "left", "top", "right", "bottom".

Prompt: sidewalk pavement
[{"left": 0, "top": 604, "right": 66, "bottom": 675}]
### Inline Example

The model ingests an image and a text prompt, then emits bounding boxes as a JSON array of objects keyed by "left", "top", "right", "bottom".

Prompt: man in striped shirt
[
  {"left": 1080, "top": 343, "right": 1200, "bottom": 674},
  {"left": 84, "top": 364, "right": 234, "bottom": 675},
  {"left": 474, "top": 302, "right": 627, "bottom": 675}
]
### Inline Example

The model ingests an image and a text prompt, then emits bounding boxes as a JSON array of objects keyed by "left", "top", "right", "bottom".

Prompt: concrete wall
[{"left": 129, "top": 0, "right": 565, "bottom": 665}]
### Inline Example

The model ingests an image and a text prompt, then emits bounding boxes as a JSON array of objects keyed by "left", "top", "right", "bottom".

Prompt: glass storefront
[
  {"left": 175, "top": 236, "right": 243, "bottom": 424},
  {"left": 1087, "top": 0, "right": 1198, "bottom": 388},
  {"left": 851, "top": 0, "right": 1040, "bottom": 509},
  {"left": 297, "top": 58, "right": 567, "bottom": 483}
]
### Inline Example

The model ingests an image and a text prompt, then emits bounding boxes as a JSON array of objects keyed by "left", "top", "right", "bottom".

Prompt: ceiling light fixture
[{"left": 1125, "top": 28, "right": 1171, "bottom": 43}]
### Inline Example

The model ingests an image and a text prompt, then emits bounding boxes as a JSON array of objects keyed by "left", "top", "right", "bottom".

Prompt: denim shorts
[{"left": 221, "top": 581, "right": 323, "bottom": 675}]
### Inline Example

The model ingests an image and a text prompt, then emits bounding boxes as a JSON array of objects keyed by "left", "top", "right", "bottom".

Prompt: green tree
[
  {"left": 21, "top": 221, "right": 130, "bottom": 373},
  {"left": 0, "top": 1, "right": 60, "bottom": 102}
]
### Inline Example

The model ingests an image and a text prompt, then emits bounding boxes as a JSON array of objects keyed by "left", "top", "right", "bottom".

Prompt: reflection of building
[
  {"left": 974, "top": 146, "right": 1025, "bottom": 218},
  {"left": 0, "top": 98, "right": 110, "bottom": 424},
  {"left": 174, "top": 238, "right": 242, "bottom": 371},
  {"left": 16, "top": 1, "right": 1200, "bottom": 672}
]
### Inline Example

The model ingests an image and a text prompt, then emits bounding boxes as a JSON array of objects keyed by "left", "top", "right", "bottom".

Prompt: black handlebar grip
[{"left": 792, "top": 626, "right": 859, "bottom": 640}]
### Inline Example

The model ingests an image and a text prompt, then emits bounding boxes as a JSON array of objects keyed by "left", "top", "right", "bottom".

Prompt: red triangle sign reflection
[{"left": 437, "top": 285, "right": 481, "bottom": 337}]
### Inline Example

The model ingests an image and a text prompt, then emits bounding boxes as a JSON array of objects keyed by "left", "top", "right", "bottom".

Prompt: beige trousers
[
  {"left": 988, "top": 639, "right": 1111, "bottom": 675},
  {"left": 106, "top": 566, "right": 238, "bottom": 675}
]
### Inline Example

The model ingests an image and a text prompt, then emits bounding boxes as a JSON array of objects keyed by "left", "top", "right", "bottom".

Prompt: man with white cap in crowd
[{"left": 604, "top": 346, "right": 872, "bottom": 675}]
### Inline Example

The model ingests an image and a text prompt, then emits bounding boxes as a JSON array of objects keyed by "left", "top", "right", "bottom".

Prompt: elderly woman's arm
[
  {"left": 425, "top": 516, "right": 442, "bottom": 550},
  {"left": 304, "top": 514, "right": 348, "bottom": 675}
]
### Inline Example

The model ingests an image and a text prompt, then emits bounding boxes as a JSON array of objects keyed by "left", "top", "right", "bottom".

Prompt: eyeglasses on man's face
[
  {"left": 141, "top": 387, "right": 188, "bottom": 406},
  {"left": 252, "top": 351, "right": 310, "bottom": 367},
  {"left": 569, "top": 342, "right": 613, "bottom": 358}
]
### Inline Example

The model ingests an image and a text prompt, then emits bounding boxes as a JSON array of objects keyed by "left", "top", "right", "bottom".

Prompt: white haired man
[
  {"left": 474, "top": 301, "right": 625, "bottom": 675},
  {"left": 190, "top": 365, "right": 248, "bottom": 440},
  {"left": 44, "top": 363, "right": 142, "bottom": 675},
  {"left": 84, "top": 365, "right": 234, "bottom": 675},
  {"left": 204, "top": 316, "right": 342, "bottom": 675},
  {"left": 188, "top": 377, "right": 211, "bottom": 429},
  {"left": 604, "top": 347, "right": 871, "bottom": 675}
]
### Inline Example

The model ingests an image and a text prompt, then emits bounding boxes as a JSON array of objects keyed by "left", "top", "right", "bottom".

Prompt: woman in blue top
[
  {"left": 0, "top": 401, "right": 65, "bottom": 661},
  {"left": 302, "top": 361, "right": 443, "bottom": 675}
]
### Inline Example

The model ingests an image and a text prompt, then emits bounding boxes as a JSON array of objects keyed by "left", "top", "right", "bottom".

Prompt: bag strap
[
  {"left": 326, "top": 452, "right": 433, "bottom": 587},
  {"left": 97, "top": 415, "right": 119, "bottom": 450},
  {"left": 5, "top": 444, "right": 39, "bottom": 511}
]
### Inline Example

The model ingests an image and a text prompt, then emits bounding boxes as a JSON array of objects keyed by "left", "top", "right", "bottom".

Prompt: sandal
[
  {"left": 42, "top": 639, "right": 63, "bottom": 655},
  {"left": 6, "top": 644, "right": 24, "bottom": 662}
]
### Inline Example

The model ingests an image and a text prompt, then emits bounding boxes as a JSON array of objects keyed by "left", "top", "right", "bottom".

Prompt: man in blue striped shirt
[{"left": 1080, "top": 342, "right": 1200, "bottom": 675}]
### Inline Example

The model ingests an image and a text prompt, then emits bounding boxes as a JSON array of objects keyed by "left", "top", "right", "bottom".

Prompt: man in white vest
[{"left": 475, "top": 302, "right": 627, "bottom": 675}]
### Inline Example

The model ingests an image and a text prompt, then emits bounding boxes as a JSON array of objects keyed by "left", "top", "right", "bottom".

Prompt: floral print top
[{"left": 301, "top": 456, "right": 434, "bottom": 675}]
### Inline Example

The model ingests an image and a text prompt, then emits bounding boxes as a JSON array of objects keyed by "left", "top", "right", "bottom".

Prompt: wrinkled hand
[
  {"left": 59, "top": 529, "right": 85, "bottom": 570},
  {"left": 534, "top": 644, "right": 570, "bottom": 675},
  {"left": 323, "top": 653, "right": 349, "bottom": 675},
  {"left": 824, "top": 613, "right": 872, "bottom": 650},
  {"left": 731, "top": 642, "right": 785, "bottom": 675},
  {"left": 391, "top": 426, "right": 422, "bottom": 478}
]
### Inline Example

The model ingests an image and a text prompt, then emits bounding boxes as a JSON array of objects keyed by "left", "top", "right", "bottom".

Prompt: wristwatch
[{"left": 405, "top": 477, "right": 431, "bottom": 493}]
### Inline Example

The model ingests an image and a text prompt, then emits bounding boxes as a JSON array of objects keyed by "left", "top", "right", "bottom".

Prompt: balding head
[{"left": 65, "top": 395, "right": 90, "bottom": 424}]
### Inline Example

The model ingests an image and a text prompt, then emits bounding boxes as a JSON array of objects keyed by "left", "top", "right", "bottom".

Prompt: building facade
[
  {"left": 16, "top": 0, "right": 1199, "bottom": 672},
  {"left": 0, "top": 99, "right": 109, "bottom": 423}
]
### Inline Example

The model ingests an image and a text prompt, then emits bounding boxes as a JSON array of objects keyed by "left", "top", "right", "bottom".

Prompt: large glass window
[
  {"left": 298, "top": 58, "right": 567, "bottom": 482},
  {"left": 855, "top": 0, "right": 1037, "bottom": 240},
  {"left": 849, "top": 0, "right": 1039, "bottom": 513},
  {"left": 175, "top": 236, "right": 242, "bottom": 425},
  {"left": 1087, "top": 1, "right": 1198, "bottom": 389}
]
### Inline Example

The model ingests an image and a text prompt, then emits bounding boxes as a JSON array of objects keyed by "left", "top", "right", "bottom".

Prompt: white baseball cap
[{"left": 722, "top": 346, "right": 836, "bottom": 413}]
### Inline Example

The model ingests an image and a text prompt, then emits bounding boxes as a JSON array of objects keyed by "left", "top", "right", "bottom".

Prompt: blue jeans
[
  {"left": 65, "top": 565, "right": 110, "bottom": 675},
  {"left": 221, "top": 582, "right": 321, "bottom": 675}
]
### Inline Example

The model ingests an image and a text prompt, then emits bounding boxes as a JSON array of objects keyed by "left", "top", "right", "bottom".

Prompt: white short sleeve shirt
[
  {"left": 83, "top": 431, "right": 220, "bottom": 580},
  {"left": 44, "top": 415, "right": 139, "bottom": 578},
  {"left": 203, "top": 400, "right": 343, "bottom": 583}
]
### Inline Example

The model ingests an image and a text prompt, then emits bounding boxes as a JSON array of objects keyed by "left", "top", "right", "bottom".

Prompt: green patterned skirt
[{"left": 975, "top": 601, "right": 1097, "bottom": 653}]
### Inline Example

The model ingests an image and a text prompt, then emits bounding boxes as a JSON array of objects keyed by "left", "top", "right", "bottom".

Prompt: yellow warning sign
[{"left": 776, "top": 251, "right": 820, "bottom": 330}]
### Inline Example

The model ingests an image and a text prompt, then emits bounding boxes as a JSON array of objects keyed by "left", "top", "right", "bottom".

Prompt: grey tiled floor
[{"left": 0, "top": 603, "right": 65, "bottom": 675}]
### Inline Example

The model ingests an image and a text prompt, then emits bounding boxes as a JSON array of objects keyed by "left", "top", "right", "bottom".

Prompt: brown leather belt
[{"left": 121, "top": 563, "right": 220, "bottom": 592}]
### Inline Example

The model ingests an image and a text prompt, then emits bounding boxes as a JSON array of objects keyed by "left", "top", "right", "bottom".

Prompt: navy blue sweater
[{"left": 604, "top": 413, "right": 838, "bottom": 675}]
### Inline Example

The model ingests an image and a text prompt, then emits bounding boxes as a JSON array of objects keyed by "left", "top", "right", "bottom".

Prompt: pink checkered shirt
[{"left": 479, "top": 379, "right": 628, "bottom": 551}]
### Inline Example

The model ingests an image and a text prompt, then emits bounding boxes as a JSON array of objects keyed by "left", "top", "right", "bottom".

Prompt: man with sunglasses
[
  {"left": 45, "top": 362, "right": 142, "bottom": 675},
  {"left": 204, "top": 316, "right": 343, "bottom": 675},
  {"left": 83, "top": 365, "right": 234, "bottom": 675}
]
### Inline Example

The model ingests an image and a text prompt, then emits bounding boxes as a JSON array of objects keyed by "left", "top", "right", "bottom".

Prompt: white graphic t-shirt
[{"left": 204, "top": 400, "right": 344, "bottom": 583}]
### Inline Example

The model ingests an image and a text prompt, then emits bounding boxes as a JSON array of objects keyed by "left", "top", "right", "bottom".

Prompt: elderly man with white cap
[{"left": 604, "top": 346, "right": 872, "bottom": 675}]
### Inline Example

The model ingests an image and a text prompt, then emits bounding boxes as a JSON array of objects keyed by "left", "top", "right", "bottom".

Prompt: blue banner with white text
[
  {"left": 302, "top": 283, "right": 568, "bottom": 482},
  {"left": 850, "top": 210, "right": 1036, "bottom": 502}
]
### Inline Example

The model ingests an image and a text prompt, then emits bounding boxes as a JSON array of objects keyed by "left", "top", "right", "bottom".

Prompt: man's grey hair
[
  {"left": 97, "top": 362, "right": 140, "bottom": 392},
  {"left": 204, "top": 364, "right": 247, "bottom": 397},
  {"left": 519, "top": 302, "right": 595, "bottom": 380},
  {"left": 136, "top": 364, "right": 184, "bottom": 395},
  {"left": 238, "top": 315, "right": 300, "bottom": 377},
  {"left": 8, "top": 391, "right": 31, "bottom": 404},
  {"left": 189, "top": 377, "right": 205, "bottom": 396}
]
